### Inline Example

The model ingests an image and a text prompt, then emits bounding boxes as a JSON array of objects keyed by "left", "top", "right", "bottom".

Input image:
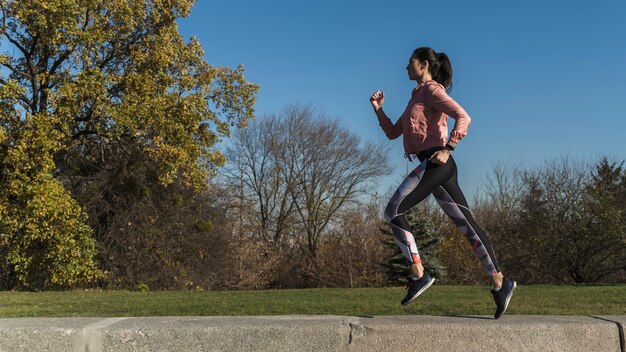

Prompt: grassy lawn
[{"left": 0, "top": 285, "right": 624, "bottom": 318}]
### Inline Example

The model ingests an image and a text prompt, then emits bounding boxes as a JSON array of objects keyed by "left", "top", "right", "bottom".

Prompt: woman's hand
[
  {"left": 429, "top": 149, "right": 451, "bottom": 164},
  {"left": 370, "top": 90, "right": 385, "bottom": 110}
]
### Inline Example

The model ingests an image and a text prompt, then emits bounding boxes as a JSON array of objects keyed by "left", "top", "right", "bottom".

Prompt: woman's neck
[{"left": 418, "top": 73, "right": 434, "bottom": 85}]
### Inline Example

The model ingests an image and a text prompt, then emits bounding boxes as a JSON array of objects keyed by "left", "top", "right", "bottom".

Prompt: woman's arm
[
  {"left": 370, "top": 90, "right": 403, "bottom": 140},
  {"left": 374, "top": 107, "right": 403, "bottom": 140},
  {"left": 428, "top": 85, "right": 471, "bottom": 148}
]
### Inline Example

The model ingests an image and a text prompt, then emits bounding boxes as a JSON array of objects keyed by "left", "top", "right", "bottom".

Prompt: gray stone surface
[
  {"left": 0, "top": 315, "right": 623, "bottom": 352},
  {"left": 100, "top": 316, "right": 349, "bottom": 352},
  {"left": 597, "top": 315, "right": 626, "bottom": 326},
  {"left": 347, "top": 315, "right": 621, "bottom": 352},
  {"left": 0, "top": 318, "right": 103, "bottom": 352},
  {"left": 595, "top": 316, "right": 625, "bottom": 352}
]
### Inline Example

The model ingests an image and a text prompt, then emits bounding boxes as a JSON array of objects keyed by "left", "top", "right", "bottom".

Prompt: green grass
[{"left": 0, "top": 285, "right": 624, "bottom": 318}]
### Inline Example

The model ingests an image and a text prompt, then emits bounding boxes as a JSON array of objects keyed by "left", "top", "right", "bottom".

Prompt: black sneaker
[
  {"left": 401, "top": 273, "right": 435, "bottom": 305},
  {"left": 492, "top": 278, "right": 517, "bottom": 319}
]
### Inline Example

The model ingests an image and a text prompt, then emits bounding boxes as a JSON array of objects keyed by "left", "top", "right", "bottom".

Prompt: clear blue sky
[
  {"left": 85, "top": 2, "right": 626, "bottom": 202},
  {"left": 178, "top": 0, "right": 626, "bottom": 201}
]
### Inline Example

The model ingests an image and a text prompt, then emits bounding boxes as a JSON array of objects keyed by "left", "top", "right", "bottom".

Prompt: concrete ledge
[
  {"left": 0, "top": 315, "right": 623, "bottom": 352},
  {"left": 348, "top": 316, "right": 622, "bottom": 352}
]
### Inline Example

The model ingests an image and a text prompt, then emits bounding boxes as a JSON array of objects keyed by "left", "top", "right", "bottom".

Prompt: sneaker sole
[
  {"left": 401, "top": 277, "right": 435, "bottom": 306},
  {"left": 495, "top": 281, "right": 517, "bottom": 319}
]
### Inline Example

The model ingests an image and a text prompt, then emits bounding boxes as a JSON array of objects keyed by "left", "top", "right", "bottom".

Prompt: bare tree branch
[{"left": 226, "top": 104, "right": 390, "bottom": 258}]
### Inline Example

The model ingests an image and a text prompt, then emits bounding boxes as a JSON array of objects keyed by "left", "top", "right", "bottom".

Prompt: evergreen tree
[
  {"left": 381, "top": 204, "right": 446, "bottom": 286},
  {"left": 380, "top": 224, "right": 409, "bottom": 286}
]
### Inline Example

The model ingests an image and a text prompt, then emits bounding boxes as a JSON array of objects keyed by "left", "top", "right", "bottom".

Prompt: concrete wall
[{"left": 0, "top": 315, "right": 623, "bottom": 352}]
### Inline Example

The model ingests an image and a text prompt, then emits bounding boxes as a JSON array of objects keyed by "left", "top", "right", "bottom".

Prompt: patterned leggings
[{"left": 384, "top": 147, "right": 501, "bottom": 275}]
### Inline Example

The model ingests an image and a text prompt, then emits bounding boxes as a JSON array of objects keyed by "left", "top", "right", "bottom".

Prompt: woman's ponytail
[{"left": 435, "top": 52, "right": 453, "bottom": 93}]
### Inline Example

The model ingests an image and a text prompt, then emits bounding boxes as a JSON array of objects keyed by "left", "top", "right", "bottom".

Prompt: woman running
[{"left": 370, "top": 47, "right": 516, "bottom": 319}]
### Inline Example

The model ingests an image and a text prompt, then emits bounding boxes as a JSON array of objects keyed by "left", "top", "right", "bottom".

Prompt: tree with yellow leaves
[{"left": 0, "top": 0, "right": 258, "bottom": 289}]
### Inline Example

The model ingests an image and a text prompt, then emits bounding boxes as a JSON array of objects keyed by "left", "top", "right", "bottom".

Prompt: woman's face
[{"left": 406, "top": 55, "right": 427, "bottom": 81}]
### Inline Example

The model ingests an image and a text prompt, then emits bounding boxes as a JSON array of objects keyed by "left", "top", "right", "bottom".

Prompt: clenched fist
[{"left": 370, "top": 90, "right": 385, "bottom": 110}]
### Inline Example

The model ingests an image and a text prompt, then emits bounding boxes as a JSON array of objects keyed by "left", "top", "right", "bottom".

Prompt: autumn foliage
[{"left": 0, "top": 0, "right": 257, "bottom": 289}]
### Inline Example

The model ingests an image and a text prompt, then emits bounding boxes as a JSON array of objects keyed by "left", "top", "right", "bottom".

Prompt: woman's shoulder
[{"left": 424, "top": 80, "right": 446, "bottom": 92}]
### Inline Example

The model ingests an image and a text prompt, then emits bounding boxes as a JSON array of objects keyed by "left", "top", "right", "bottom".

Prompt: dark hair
[{"left": 412, "top": 47, "right": 453, "bottom": 92}]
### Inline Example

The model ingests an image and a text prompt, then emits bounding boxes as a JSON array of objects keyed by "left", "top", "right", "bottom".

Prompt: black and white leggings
[{"left": 384, "top": 146, "right": 501, "bottom": 275}]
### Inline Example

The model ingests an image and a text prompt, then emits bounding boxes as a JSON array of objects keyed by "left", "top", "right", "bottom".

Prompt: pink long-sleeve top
[{"left": 377, "top": 80, "right": 471, "bottom": 156}]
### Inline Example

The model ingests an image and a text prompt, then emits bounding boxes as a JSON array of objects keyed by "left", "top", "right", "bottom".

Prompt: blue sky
[
  {"left": 6, "top": 1, "right": 624, "bottom": 202},
  {"left": 177, "top": 0, "right": 626, "bottom": 201}
]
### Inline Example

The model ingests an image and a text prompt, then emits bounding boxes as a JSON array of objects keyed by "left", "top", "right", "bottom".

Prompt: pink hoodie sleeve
[
  {"left": 377, "top": 111, "right": 403, "bottom": 140},
  {"left": 428, "top": 85, "right": 471, "bottom": 144}
]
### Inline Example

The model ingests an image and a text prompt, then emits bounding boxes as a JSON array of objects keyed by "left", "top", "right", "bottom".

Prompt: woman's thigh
[{"left": 395, "top": 157, "right": 456, "bottom": 215}]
